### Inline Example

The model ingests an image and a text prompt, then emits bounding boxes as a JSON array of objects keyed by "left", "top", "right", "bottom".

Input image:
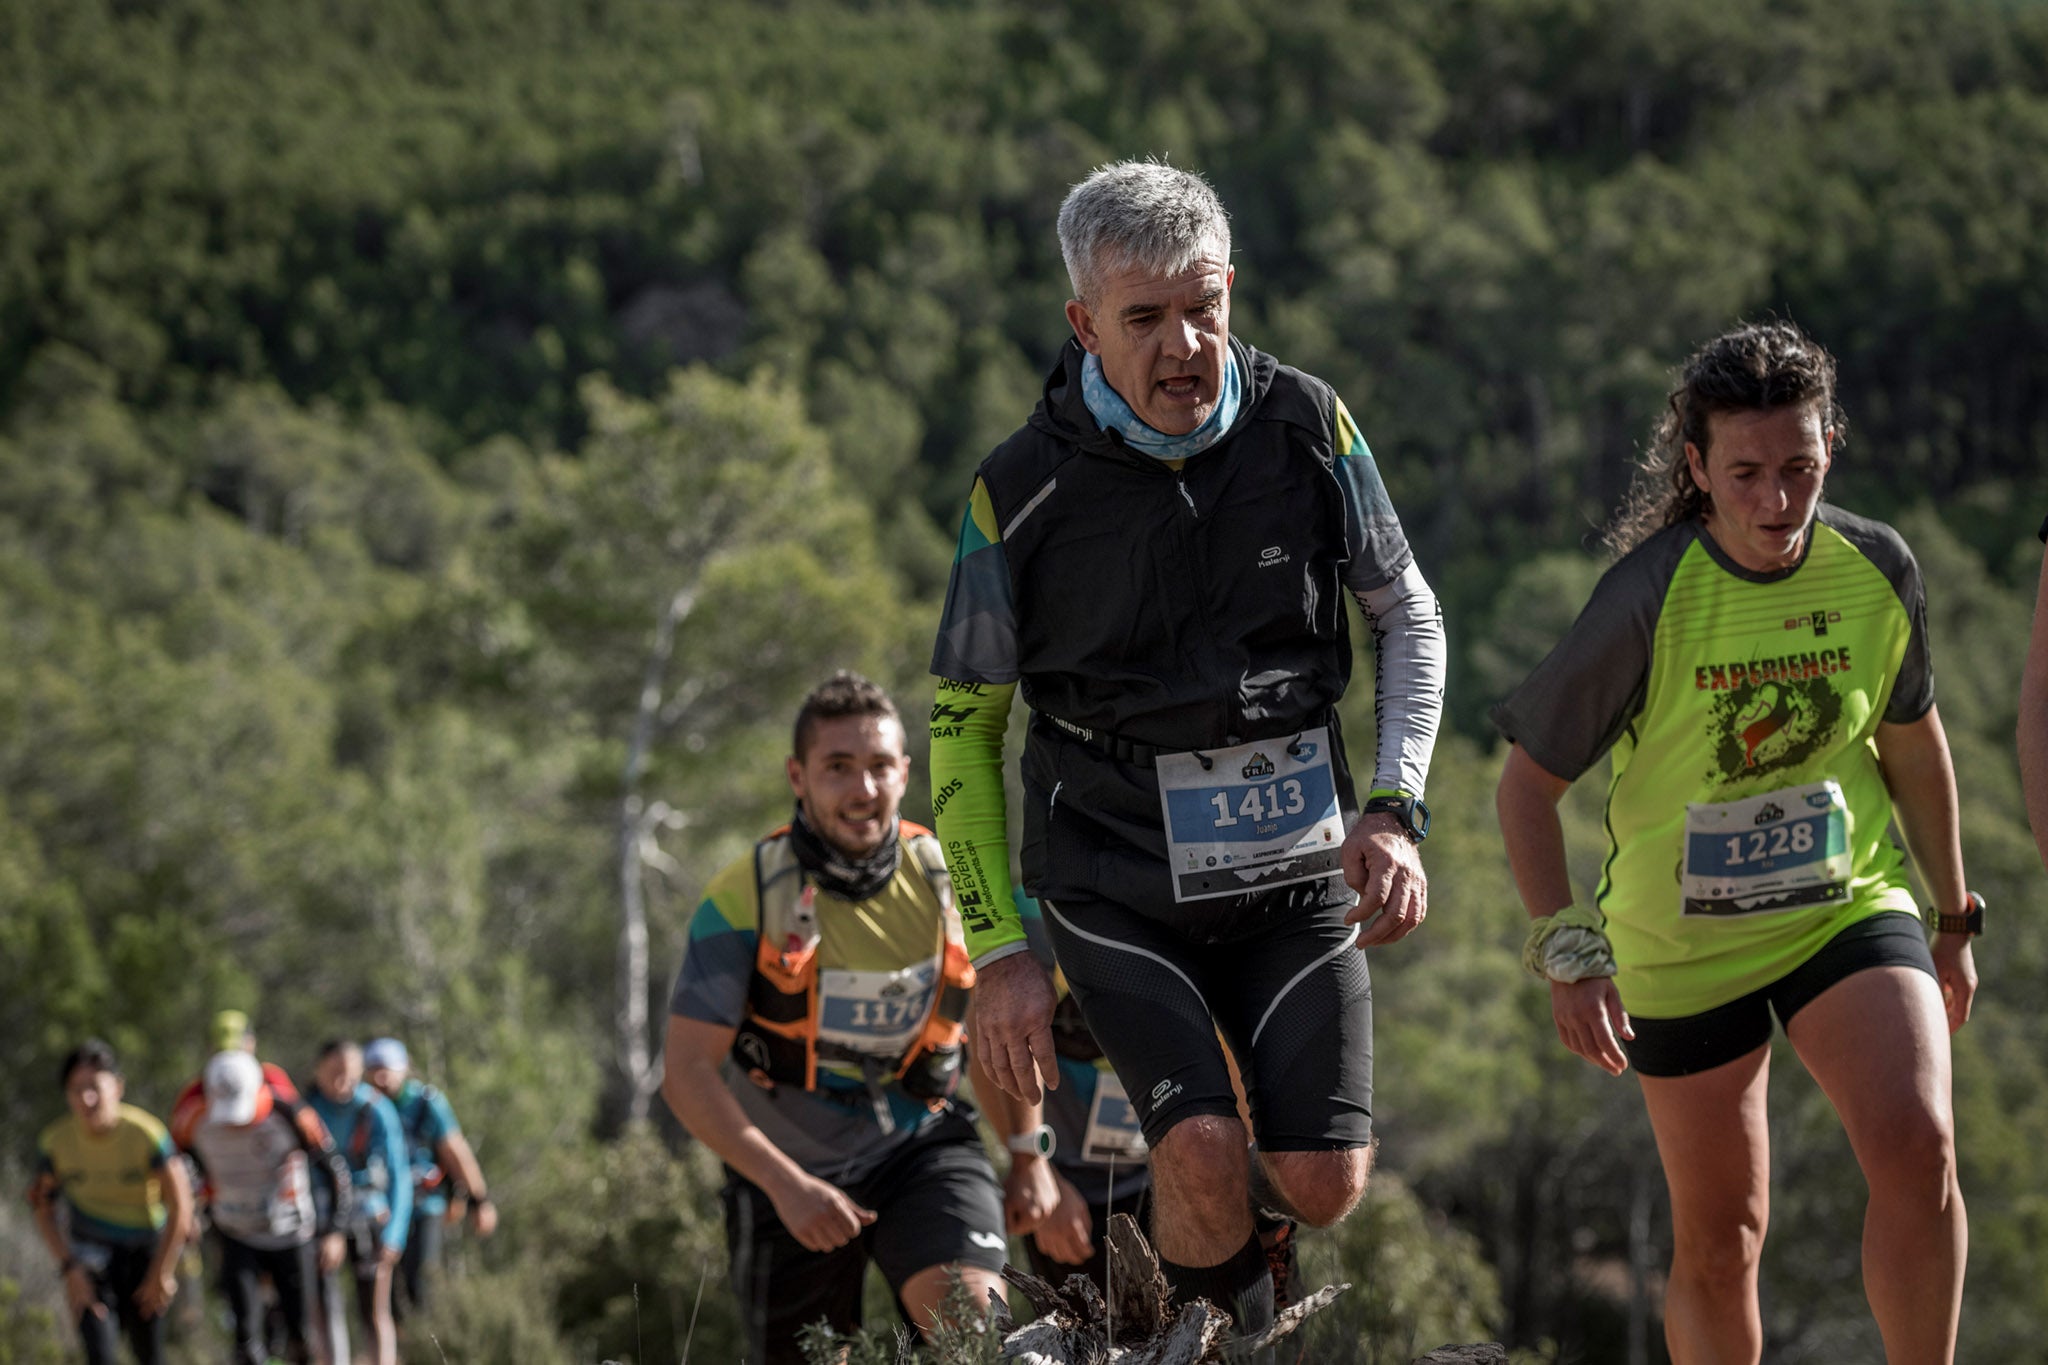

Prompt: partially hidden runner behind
[
  {"left": 360, "top": 1036, "right": 495, "bottom": 1323},
  {"left": 308, "top": 1040, "right": 412, "bottom": 1365},
  {"left": 29, "top": 1039, "right": 195, "bottom": 1365},
  {"left": 930, "top": 160, "right": 1446, "bottom": 1343},
  {"left": 661, "top": 673, "right": 1010, "bottom": 1365},
  {"left": 1025, "top": 901, "right": 1154, "bottom": 1288},
  {"left": 1494, "top": 320, "right": 1976, "bottom": 1364},
  {"left": 969, "top": 894, "right": 1154, "bottom": 1291},
  {"left": 172, "top": 1009, "right": 304, "bottom": 1114}
]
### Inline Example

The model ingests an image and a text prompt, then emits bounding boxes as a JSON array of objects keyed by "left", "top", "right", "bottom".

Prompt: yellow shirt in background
[{"left": 36, "top": 1103, "right": 174, "bottom": 1246}]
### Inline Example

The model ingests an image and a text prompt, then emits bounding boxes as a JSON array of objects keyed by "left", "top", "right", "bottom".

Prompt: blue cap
[{"left": 363, "top": 1037, "right": 410, "bottom": 1073}]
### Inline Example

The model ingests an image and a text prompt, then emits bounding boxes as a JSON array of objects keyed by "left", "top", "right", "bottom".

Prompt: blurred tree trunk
[{"left": 616, "top": 584, "right": 697, "bottom": 1122}]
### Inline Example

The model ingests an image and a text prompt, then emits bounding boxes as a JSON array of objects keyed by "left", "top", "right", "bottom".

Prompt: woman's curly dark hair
[{"left": 1606, "top": 320, "right": 1846, "bottom": 555}]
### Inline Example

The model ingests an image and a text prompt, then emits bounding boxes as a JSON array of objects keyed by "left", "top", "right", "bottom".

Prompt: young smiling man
[
  {"left": 929, "top": 159, "right": 1447, "bottom": 1347},
  {"left": 661, "top": 672, "right": 1013, "bottom": 1363}
]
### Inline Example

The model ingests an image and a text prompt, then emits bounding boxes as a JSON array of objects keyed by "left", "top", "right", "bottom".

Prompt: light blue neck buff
[{"left": 1081, "top": 349, "right": 1241, "bottom": 461}]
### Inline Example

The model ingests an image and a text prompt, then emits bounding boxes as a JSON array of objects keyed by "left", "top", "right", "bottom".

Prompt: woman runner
[{"left": 1493, "top": 320, "right": 1977, "bottom": 1364}]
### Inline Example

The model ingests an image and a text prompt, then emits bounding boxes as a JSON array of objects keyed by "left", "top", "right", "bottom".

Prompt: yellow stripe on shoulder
[
  {"left": 969, "top": 478, "right": 1001, "bottom": 546},
  {"left": 1334, "top": 399, "right": 1367, "bottom": 458},
  {"left": 702, "top": 855, "right": 767, "bottom": 935}
]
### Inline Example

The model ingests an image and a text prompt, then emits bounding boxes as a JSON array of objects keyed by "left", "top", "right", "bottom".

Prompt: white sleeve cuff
[
  {"left": 1351, "top": 560, "right": 1447, "bottom": 798},
  {"left": 970, "top": 939, "right": 1038, "bottom": 973}
]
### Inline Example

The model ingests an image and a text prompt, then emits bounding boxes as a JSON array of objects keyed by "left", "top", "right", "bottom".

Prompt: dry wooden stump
[{"left": 989, "top": 1213, "right": 1346, "bottom": 1363}]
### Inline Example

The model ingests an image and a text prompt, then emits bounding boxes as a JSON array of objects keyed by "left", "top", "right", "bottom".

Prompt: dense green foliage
[{"left": 5, "top": 0, "right": 2047, "bottom": 1360}]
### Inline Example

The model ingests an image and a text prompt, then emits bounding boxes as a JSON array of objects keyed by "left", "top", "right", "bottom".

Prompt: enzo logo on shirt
[{"left": 1784, "top": 608, "right": 1842, "bottom": 637}]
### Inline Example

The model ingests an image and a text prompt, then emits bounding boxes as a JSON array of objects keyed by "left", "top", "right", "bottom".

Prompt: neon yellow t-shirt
[{"left": 1493, "top": 508, "right": 1932, "bottom": 1017}]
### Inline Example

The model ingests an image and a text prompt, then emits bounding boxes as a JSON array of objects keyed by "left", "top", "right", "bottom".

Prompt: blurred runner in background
[{"left": 30, "top": 1039, "right": 194, "bottom": 1365}]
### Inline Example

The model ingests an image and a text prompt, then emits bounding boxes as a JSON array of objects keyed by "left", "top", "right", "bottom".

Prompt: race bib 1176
[{"left": 816, "top": 962, "right": 938, "bottom": 1057}]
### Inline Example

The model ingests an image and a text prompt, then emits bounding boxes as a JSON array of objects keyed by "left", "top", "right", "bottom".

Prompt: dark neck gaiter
[{"left": 787, "top": 804, "right": 901, "bottom": 901}]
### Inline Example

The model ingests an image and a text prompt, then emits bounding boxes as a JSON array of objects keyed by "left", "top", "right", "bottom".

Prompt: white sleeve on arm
[{"left": 1352, "top": 560, "right": 1445, "bottom": 797}]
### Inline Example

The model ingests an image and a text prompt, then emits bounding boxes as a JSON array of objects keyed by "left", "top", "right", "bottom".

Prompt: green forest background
[{"left": 3, "top": 0, "right": 2047, "bottom": 1360}]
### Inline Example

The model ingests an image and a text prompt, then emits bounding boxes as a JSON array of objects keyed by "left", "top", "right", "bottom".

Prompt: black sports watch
[
  {"left": 1924, "top": 891, "right": 1984, "bottom": 937},
  {"left": 1361, "top": 791, "right": 1430, "bottom": 843}
]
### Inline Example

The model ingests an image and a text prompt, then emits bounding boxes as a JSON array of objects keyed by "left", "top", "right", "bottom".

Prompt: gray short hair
[{"left": 1056, "top": 160, "right": 1232, "bottom": 303}]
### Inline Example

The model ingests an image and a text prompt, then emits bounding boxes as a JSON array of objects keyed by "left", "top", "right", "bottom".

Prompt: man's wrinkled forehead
[
  {"left": 1089, "top": 236, "right": 1230, "bottom": 297},
  {"left": 1097, "top": 251, "right": 1231, "bottom": 304},
  {"left": 1115, "top": 275, "right": 1229, "bottom": 325}
]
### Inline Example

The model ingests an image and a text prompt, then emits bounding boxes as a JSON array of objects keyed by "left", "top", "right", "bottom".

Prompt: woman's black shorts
[{"left": 1623, "top": 911, "right": 1936, "bottom": 1078}]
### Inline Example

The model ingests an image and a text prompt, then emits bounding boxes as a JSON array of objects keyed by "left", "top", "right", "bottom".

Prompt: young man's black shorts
[{"left": 721, "top": 1106, "right": 1006, "bottom": 1365}]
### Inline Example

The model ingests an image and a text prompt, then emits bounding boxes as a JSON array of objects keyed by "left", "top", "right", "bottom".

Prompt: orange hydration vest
[{"left": 731, "top": 822, "right": 975, "bottom": 1103}]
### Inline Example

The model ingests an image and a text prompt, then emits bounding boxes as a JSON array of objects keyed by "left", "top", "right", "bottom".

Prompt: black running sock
[{"left": 1159, "top": 1230, "right": 1275, "bottom": 1338}]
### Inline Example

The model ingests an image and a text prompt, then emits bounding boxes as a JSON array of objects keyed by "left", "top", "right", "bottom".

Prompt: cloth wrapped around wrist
[{"left": 1521, "top": 904, "right": 1618, "bottom": 984}]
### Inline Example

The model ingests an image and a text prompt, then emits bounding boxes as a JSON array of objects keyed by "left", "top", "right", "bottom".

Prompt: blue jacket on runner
[
  {"left": 387, "top": 1078, "right": 462, "bottom": 1218},
  {"left": 309, "top": 1082, "right": 413, "bottom": 1254}
]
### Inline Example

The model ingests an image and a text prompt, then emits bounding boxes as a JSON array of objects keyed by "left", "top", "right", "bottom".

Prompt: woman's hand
[
  {"left": 1550, "top": 977, "right": 1633, "bottom": 1076},
  {"left": 1931, "top": 933, "right": 1977, "bottom": 1034}
]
